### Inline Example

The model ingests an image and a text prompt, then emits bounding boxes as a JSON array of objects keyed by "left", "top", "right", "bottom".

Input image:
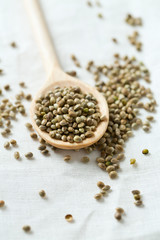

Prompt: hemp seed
[
  {"left": 39, "top": 190, "right": 46, "bottom": 198},
  {"left": 65, "top": 214, "right": 73, "bottom": 222},
  {"left": 94, "top": 193, "right": 102, "bottom": 200},
  {"left": 0, "top": 200, "right": 5, "bottom": 207},
  {"left": 64, "top": 155, "right": 71, "bottom": 162},
  {"left": 97, "top": 181, "right": 105, "bottom": 189},
  {"left": 25, "top": 152, "right": 33, "bottom": 158},
  {"left": 142, "top": 149, "right": 149, "bottom": 154},
  {"left": 14, "top": 151, "right": 20, "bottom": 160},
  {"left": 81, "top": 156, "right": 90, "bottom": 163},
  {"left": 22, "top": 225, "right": 31, "bottom": 232}
]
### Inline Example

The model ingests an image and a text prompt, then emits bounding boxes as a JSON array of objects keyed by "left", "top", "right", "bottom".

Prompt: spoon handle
[{"left": 24, "top": 0, "right": 60, "bottom": 75}]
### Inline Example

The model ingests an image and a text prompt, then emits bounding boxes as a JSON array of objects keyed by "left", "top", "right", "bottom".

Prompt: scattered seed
[
  {"left": 22, "top": 225, "right": 31, "bottom": 232},
  {"left": 134, "top": 194, "right": 141, "bottom": 200},
  {"left": 25, "top": 152, "right": 33, "bottom": 158},
  {"left": 130, "top": 158, "right": 136, "bottom": 164},
  {"left": 112, "top": 38, "right": 117, "bottom": 43},
  {"left": 146, "top": 116, "right": 154, "bottom": 121},
  {"left": 41, "top": 149, "right": 49, "bottom": 155},
  {"left": 30, "top": 132, "right": 38, "bottom": 139},
  {"left": 14, "top": 151, "right": 20, "bottom": 160},
  {"left": 109, "top": 171, "right": 117, "bottom": 179},
  {"left": 64, "top": 155, "right": 71, "bottom": 162},
  {"left": 87, "top": 1, "right": 92, "bottom": 7},
  {"left": 132, "top": 190, "right": 140, "bottom": 195},
  {"left": 116, "top": 207, "right": 124, "bottom": 214},
  {"left": 102, "top": 185, "right": 110, "bottom": 191},
  {"left": 4, "top": 141, "right": 10, "bottom": 148},
  {"left": 66, "top": 71, "right": 77, "bottom": 77},
  {"left": 143, "top": 126, "right": 149, "bottom": 132},
  {"left": 39, "top": 190, "right": 46, "bottom": 198},
  {"left": 19, "top": 82, "right": 25, "bottom": 87},
  {"left": 10, "top": 139, "right": 17, "bottom": 145},
  {"left": 97, "top": 181, "right": 105, "bottom": 189},
  {"left": 98, "top": 13, "right": 103, "bottom": 18},
  {"left": 65, "top": 214, "right": 73, "bottom": 222},
  {"left": 4, "top": 84, "right": 10, "bottom": 90},
  {"left": 0, "top": 200, "right": 5, "bottom": 207},
  {"left": 114, "top": 212, "right": 121, "bottom": 220},
  {"left": 142, "top": 149, "right": 149, "bottom": 154},
  {"left": 38, "top": 145, "right": 46, "bottom": 150},
  {"left": 81, "top": 156, "right": 90, "bottom": 163},
  {"left": 94, "top": 193, "right": 102, "bottom": 200},
  {"left": 25, "top": 94, "right": 32, "bottom": 100},
  {"left": 10, "top": 42, "right": 17, "bottom": 48},
  {"left": 25, "top": 123, "right": 33, "bottom": 129},
  {"left": 134, "top": 200, "right": 142, "bottom": 206}
]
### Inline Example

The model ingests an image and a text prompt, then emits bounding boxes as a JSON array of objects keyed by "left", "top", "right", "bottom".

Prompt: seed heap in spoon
[{"left": 34, "top": 86, "right": 103, "bottom": 143}]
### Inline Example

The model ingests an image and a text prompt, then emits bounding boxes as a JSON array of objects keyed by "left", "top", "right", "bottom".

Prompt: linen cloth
[{"left": 0, "top": 0, "right": 160, "bottom": 239}]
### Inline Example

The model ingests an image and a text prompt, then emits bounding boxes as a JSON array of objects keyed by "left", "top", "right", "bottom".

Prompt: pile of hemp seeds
[{"left": 34, "top": 86, "right": 105, "bottom": 143}]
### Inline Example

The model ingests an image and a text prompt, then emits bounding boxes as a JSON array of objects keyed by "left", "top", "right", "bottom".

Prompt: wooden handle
[{"left": 24, "top": 0, "right": 60, "bottom": 75}]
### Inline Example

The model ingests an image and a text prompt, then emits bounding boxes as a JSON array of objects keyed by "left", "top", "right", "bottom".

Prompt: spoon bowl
[{"left": 30, "top": 68, "right": 109, "bottom": 149}]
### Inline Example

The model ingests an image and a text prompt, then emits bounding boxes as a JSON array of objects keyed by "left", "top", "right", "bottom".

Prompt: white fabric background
[{"left": 0, "top": 0, "right": 160, "bottom": 239}]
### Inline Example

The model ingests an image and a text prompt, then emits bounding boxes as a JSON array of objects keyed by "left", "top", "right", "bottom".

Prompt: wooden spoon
[{"left": 25, "top": 0, "right": 109, "bottom": 149}]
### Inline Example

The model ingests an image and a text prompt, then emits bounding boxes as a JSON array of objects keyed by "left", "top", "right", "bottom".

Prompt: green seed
[
  {"left": 130, "top": 158, "right": 136, "bottom": 164},
  {"left": 142, "top": 149, "right": 149, "bottom": 154}
]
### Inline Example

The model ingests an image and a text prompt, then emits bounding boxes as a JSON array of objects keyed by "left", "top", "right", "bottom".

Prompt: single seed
[
  {"left": 25, "top": 152, "right": 33, "bottom": 158},
  {"left": 22, "top": 225, "right": 31, "bottom": 232},
  {"left": 112, "top": 38, "right": 117, "bottom": 43},
  {"left": 114, "top": 212, "right": 121, "bottom": 220},
  {"left": 41, "top": 149, "right": 49, "bottom": 155},
  {"left": 116, "top": 207, "right": 124, "bottom": 214},
  {"left": 30, "top": 132, "right": 38, "bottom": 139},
  {"left": 14, "top": 151, "right": 20, "bottom": 160},
  {"left": 19, "top": 82, "right": 25, "bottom": 87},
  {"left": 64, "top": 155, "right": 71, "bottom": 162},
  {"left": 143, "top": 126, "right": 149, "bottom": 132},
  {"left": 10, "top": 139, "right": 17, "bottom": 145},
  {"left": 4, "top": 141, "right": 10, "bottom": 148},
  {"left": 11, "top": 42, "right": 17, "bottom": 48},
  {"left": 109, "top": 171, "right": 117, "bottom": 179},
  {"left": 132, "top": 190, "right": 140, "bottom": 195},
  {"left": 65, "top": 214, "right": 73, "bottom": 222},
  {"left": 134, "top": 194, "right": 141, "bottom": 200},
  {"left": 146, "top": 116, "right": 154, "bottom": 121},
  {"left": 142, "top": 149, "right": 149, "bottom": 154},
  {"left": 130, "top": 158, "right": 136, "bottom": 164},
  {"left": 25, "top": 123, "right": 33, "bottom": 129},
  {"left": 4, "top": 84, "right": 10, "bottom": 90},
  {"left": 0, "top": 200, "right": 5, "bottom": 207},
  {"left": 87, "top": 1, "right": 92, "bottom": 6},
  {"left": 94, "top": 193, "right": 102, "bottom": 200},
  {"left": 81, "top": 156, "right": 90, "bottom": 163},
  {"left": 98, "top": 13, "right": 103, "bottom": 18},
  {"left": 39, "top": 190, "right": 46, "bottom": 198},
  {"left": 25, "top": 94, "right": 32, "bottom": 100},
  {"left": 102, "top": 185, "right": 110, "bottom": 191},
  {"left": 97, "top": 181, "right": 105, "bottom": 189},
  {"left": 134, "top": 200, "right": 142, "bottom": 206},
  {"left": 66, "top": 71, "right": 77, "bottom": 77},
  {"left": 38, "top": 145, "right": 46, "bottom": 150}
]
